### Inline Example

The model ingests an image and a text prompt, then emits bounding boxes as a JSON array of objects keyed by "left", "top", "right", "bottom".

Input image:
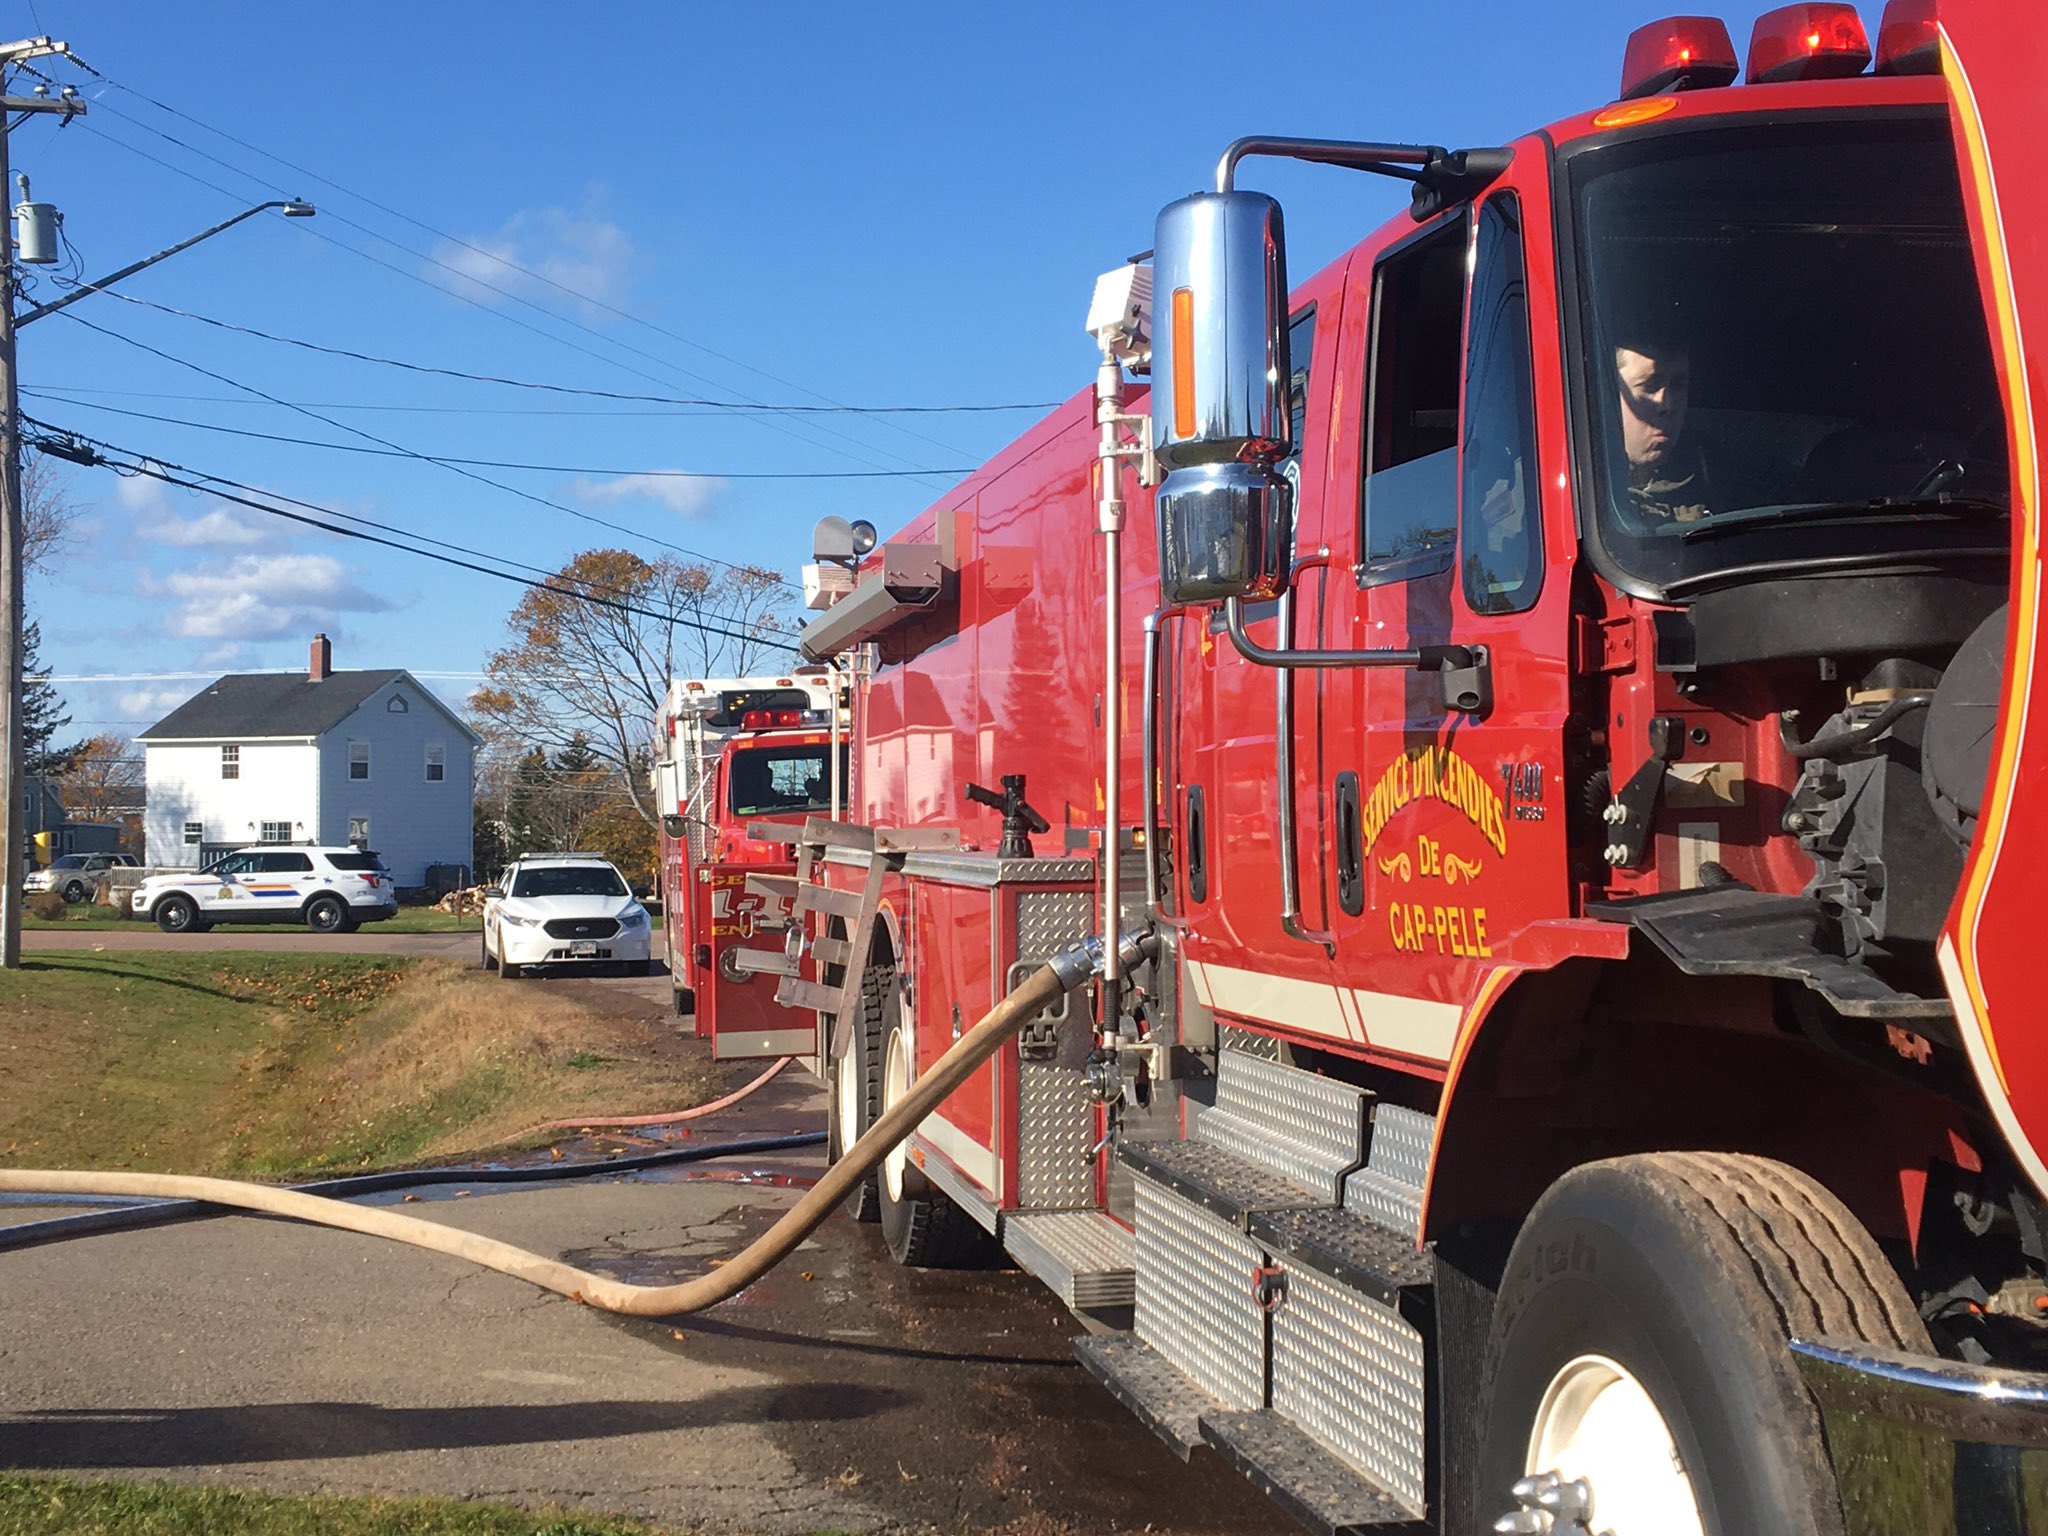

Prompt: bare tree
[
  {"left": 471, "top": 550, "right": 792, "bottom": 827},
  {"left": 51, "top": 733, "right": 143, "bottom": 822},
  {"left": 21, "top": 454, "right": 74, "bottom": 573}
]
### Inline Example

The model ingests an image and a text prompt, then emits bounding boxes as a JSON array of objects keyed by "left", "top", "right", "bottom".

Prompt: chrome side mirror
[{"left": 1151, "top": 190, "right": 1293, "bottom": 606}]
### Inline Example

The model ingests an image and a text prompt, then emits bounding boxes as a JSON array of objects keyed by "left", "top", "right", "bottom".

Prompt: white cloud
[
  {"left": 433, "top": 200, "right": 638, "bottom": 311},
  {"left": 563, "top": 472, "right": 723, "bottom": 519},
  {"left": 196, "top": 642, "right": 244, "bottom": 668},
  {"left": 118, "top": 685, "right": 196, "bottom": 718},
  {"left": 147, "top": 553, "right": 393, "bottom": 641},
  {"left": 151, "top": 508, "right": 280, "bottom": 549},
  {"left": 121, "top": 476, "right": 280, "bottom": 549}
]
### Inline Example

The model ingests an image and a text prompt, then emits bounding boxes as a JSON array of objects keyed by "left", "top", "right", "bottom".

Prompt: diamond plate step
[
  {"left": 1249, "top": 1204, "right": 1434, "bottom": 1312},
  {"left": 1343, "top": 1104, "right": 1436, "bottom": 1242},
  {"left": 1197, "top": 1051, "right": 1371, "bottom": 1203},
  {"left": 1200, "top": 1411, "right": 1430, "bottom": 1535},
  {"left": 1073, "top": 1332, "right": 1216, "bottom": 1460},
  {"left": 1118, "top": 1136, "right": 1328, "bottom": 1231},
  {"left": 1004, "top": 1210, "right": 1134, "bottom": 1310}
]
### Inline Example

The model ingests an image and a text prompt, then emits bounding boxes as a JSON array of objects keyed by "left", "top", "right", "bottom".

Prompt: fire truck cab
[
  {"left": 757, "top": 3, "right": 2048, "bottom": 1531},
  {"left": 652, "top": 673, "right": 846, "bottom": 1056}
]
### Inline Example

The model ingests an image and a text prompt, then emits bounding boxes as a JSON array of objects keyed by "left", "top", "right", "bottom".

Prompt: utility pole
[{"left": 0, "top": 36, "right": 81, "bottom": 967}]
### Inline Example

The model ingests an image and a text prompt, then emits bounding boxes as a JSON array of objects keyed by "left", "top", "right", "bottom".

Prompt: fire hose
[{"left": 0, "top": 937, "right": 1108, "bottom": 1318}]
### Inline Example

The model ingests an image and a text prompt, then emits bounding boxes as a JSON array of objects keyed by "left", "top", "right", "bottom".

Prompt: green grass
[
  {"left": 0, "top": 1474, "right": 686, "bottom": 1535},
  {"left": 0, "top": 950, "right": 723, "bottom": 1176},
  {"left": 22, "top": 904, "right": 480, "bottom": 933}
]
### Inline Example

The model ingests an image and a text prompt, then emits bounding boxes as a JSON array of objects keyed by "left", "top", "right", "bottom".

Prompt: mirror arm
[{"left": 1224, "top": 595, "right": 1472, "bottom": 673}]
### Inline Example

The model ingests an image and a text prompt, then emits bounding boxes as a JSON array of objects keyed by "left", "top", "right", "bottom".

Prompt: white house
[{"left": 139, "top": 635, "right": 481, "bottom": 886}]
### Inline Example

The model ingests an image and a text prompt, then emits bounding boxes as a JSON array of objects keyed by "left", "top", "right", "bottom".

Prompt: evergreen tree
[{"left": 22, "top": 620, "right": 74, "bottom": 774}]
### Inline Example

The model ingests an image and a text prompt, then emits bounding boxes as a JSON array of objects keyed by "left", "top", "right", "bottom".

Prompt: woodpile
[{"left": 436, "top": 885, "right": 491, "bottom": 916}]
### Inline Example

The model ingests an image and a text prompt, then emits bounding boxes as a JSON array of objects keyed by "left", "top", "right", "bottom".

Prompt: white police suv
[{"left": 131, "top": 845, "right": 399, "bottom": 934}]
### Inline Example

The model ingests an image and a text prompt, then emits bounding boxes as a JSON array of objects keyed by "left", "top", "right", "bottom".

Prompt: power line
[
  {"left": 56, "top": 54, "right": 987, "bottom": 464},
  {"left": 48, "top": 309, "right": 817, "bottom": 587},
  {"left": 26, "top": 393, "right": 975, "bottom": 479},
  {"left": 22, "top": 424, "right": 801, "bottom": 655},
  {"left": 33, "top": 384, "right": 896, "bottom": 419},
  {"left": 54, "top": 84, "right": 968, "bottom": 480},
  {"left": 37, "top": 286, "right": 1058, "bottom": 416}
]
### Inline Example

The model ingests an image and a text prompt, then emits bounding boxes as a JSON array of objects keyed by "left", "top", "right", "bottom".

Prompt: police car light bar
[
  {"left": 1746, "top": 3, "right": 1871, "bottom": 84},
  {"left": 1619, "top": 16, "right": 1740, "bottom": 100}
]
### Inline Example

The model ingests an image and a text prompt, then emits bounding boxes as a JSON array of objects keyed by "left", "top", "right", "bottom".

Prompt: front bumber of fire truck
[{"left": 1780, "top": 0, "right": 2048, "bottom": 1513}]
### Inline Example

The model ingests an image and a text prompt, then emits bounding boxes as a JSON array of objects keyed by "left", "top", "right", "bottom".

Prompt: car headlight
[
  {"left": 498, "top": 910, "right": 540, "bottom": 928},
  {"left": 618, "top": 905, "right": 649, "bottom": 928}
]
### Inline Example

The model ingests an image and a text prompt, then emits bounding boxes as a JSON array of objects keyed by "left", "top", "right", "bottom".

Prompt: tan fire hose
[{"left": 0, "top": 957, "right": 1078, "bottom": 1318}]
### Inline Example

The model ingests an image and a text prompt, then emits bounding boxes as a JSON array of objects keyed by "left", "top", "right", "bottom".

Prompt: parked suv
[
  {"left": 131, "top": 846, "right": 398, "bottom": 934},
  {"left": 26, "top": 852, "right": 139, "bottom": 903},
  {"left": 483, "top": 853, "right": 653, "bottom": 978}
]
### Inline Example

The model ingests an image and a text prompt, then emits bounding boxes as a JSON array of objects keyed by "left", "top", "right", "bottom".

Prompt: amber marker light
[
  {"left": 1171, "top": 286, "right": 1196, "bottom": 440},
  {"left": 1592, "top": 96, "right": 1683, "bottom": 128}
]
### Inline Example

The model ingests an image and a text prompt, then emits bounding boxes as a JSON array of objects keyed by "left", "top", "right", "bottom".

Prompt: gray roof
[{"left": 138, "top": 669, "right": 414, "bottom": 741}]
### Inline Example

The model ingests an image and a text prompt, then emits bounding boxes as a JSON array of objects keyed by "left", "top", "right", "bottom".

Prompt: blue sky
[{"left": 13, "top": 1, "right": 1796, "bottom": 741}]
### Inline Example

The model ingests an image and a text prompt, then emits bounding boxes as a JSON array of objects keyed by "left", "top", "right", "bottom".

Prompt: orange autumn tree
[{"left": 471, "top": 550, "right": 791, "bottom": 830}]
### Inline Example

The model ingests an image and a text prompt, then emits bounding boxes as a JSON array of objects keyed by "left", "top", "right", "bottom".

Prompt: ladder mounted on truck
[{"left": 748, "top": 816, "right": 959, "bottom": 1062}]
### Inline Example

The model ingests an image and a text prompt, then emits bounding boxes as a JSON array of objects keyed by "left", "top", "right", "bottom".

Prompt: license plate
[{"left": 570, "top": 941, "right": 598, "bottom": 957}]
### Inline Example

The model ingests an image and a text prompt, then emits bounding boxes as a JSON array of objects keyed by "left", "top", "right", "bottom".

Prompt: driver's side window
[
  {"left": 214, "top": 854, "right": 254, "bottom": 877},
  {"left": 1360, "top": 218, "right": 1467, "bottom": 586}
]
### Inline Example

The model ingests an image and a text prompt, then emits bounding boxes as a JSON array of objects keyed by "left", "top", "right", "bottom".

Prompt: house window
[
  {"left": 183, "top": 822, "right": 202, "bottom": 845},
  {"left": 387, "top": 695, "right": 409, "bottom": 713},
  {"left": 221, "top": 744, "right": 240, "bottom": 780},
  {"left": 259, "top": 820, "right": 292, "bottom": 843},
  {"left": 348, "top": 817, "right": 369, "bottom": 845},
  {"left": 425, "top": 744, "right": 445, "bottom": 783},
  {"left": 349, "top": 741, "right": 370, "bottom": 780}
]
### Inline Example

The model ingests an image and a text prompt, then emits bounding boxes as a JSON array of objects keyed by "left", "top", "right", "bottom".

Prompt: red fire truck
[
  {"left": 754, "top": 3, "right": 2048, "bottom": 1530},
  {"left": 651, "top": 671, "right": 846, "bottom": 1054}
]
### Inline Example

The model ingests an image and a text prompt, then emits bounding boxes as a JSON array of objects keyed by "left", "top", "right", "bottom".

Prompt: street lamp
[
  {"left": 0, "top": 181, "right": 314, "bottom": 965},
  {"left": 17, "top": 197, "right": 315, "bottom": 326}
]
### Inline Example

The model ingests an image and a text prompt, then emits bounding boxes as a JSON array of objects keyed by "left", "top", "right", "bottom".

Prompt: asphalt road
[{"left": 0, "top": 929, "right": 1291, "bottom": 1535}]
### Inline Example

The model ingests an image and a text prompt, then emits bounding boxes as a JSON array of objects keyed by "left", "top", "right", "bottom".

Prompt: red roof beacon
[
  {"left": 1746, "top": 2, "right": 1873, "bottom": 83},
  {"left": 1619, "top": 15, "right": 1741, "bottom": 98}
]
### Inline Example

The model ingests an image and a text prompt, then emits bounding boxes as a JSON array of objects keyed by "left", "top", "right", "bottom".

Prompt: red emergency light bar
[
  {"left": 1619, "top": 16, "right": 1740, "bottom": 100},
  {"left": 739, "top": 707, "right": 820, "bottom": 729},
  {"left": 1747, "top": 2, "right": 1871, "bottom": 84},
  {"left": 1874, "top": 0, "right": 1939, "bottom": 75}
]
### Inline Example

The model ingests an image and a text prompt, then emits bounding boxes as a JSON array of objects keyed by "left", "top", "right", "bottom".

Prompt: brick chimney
[{"left": 309, "top": 633, "right": 332, "bottom": 681}]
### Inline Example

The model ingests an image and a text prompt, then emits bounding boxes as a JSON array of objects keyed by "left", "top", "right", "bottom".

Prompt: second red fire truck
[
  {"left": 733, "top": 3, "right": 2048, "bottom": 1532},
  {"left": 651, "top": 671, "right": 846, "bottom": 1054}
]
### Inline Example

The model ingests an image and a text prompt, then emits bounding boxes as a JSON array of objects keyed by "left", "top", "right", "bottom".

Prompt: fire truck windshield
[
  {"left": 727, "top": 744, "right": 846, "bottom": 819},
  {"left": 1567, "top": 113, "right": 2009, "bottom": 597}
]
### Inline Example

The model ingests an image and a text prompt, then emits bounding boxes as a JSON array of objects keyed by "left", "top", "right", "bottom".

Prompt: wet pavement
[{"left": 0, "top": 1029, "right": 1292, "bottom": 1534}]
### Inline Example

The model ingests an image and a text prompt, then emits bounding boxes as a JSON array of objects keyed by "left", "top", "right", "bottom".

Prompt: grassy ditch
[
  {"left": 22, "top": 904, "right": 481, "bottom": 932},
  {"left": 0, "top": 952, "right": 724, "bottom": 1176},
  {"left": 0, "top": 1474, "right": 691, "bottom": 1535}
]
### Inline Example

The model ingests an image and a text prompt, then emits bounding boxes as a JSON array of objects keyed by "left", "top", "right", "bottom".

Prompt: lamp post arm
[{"left": 18, "top": 199, "right": 309, "bottom": 326}]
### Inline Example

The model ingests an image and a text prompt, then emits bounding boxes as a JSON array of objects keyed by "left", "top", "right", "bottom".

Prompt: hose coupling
[{"left": 1050, "top": 927, "right": 1157, "bottom": 991}]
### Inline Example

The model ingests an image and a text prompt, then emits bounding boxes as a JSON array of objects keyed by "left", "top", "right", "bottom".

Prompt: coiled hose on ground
[{"left": 0, "top": 950, "right": 1085, "bottom": 1318}]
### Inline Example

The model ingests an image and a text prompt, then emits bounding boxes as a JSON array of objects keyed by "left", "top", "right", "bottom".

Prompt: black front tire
[
  {"left": 481, "top": 928, "right": 497, "bottom": 971},
  {"left": 1476, "top": 1152, "right": 1931, "bottom": 1536},
  {"left": 498, "top": 940, "right": 523, "bottom": 980},
  {"left": 154, "top": 895, "right": 201, "bottom": 934},
  {"left": 672, "top": 983, "right": 694, "bottom": 1017},
  {"left": 60, "top": 880, "right": 87, "bottom": 904}
]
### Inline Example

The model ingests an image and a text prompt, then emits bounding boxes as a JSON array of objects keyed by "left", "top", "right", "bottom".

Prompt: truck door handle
[
  {"left": 1185, "top": 785, "right": 1207, "bottom": 905},
  {"left": 1335, "top": 771, "right": 1364, "bottom": 917}
]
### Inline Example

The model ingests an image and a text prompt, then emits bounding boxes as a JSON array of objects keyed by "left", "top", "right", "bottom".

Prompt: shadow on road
[{"left": 1, "top": 1383, "right": 909, "bottom": 1469}]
